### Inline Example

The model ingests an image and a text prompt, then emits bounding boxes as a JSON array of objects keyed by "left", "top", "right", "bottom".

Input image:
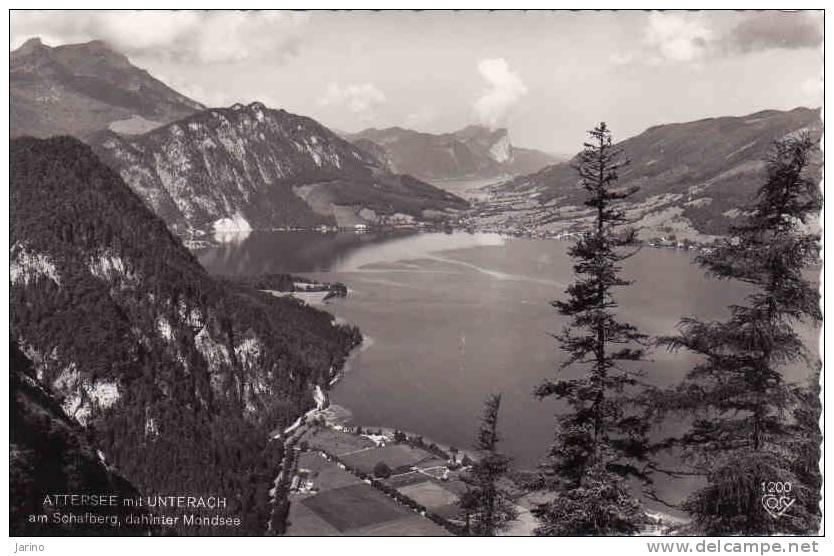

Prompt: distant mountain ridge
[
  {"left": 346, "top": 125, "right": 558, "bottom": 182},
  {"left": 488, "top": 107, "right": 821, "bottom": 237},
  {"left": 91, "top": 102, "right": 468, "bottom": 235},
  {"left": 10, "top": 39, "right": 465, "bottom": 235},
  {"left": 11, "top": 37, "right": 204, "bottom": 139}
]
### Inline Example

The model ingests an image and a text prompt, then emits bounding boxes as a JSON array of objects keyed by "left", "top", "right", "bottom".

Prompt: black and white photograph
[{"left": 5, "top": 6, "right": 826, "bottom": 548}]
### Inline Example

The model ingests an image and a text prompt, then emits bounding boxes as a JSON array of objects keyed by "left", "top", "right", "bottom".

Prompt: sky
[{"left": 10, "top": 10, "right": 824, "bottom": 154}]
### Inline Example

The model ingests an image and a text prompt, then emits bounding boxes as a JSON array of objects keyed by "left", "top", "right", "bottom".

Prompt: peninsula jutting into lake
[{"left": 9, "top": 9, "right": 823, "bottom": 541}]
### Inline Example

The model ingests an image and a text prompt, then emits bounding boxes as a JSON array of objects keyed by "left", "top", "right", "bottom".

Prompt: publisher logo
[{"left": 761, "top": 481, "right": 795, "bottom": 519}]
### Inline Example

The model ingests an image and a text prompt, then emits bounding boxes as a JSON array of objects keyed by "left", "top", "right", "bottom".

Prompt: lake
[{"left": 197, "top": 230, "right": 817, "bottom": 509}]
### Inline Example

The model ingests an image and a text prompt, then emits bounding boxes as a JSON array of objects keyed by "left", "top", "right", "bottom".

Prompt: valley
[{"left": 476, "top": 107, "right": 821, "bottom": 239}]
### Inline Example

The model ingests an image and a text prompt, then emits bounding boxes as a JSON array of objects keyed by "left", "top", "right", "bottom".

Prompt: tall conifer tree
[
  {"left": 460, "top": 394, "right": 517, "bottom": 536},
  {"left": 661, "top": 133, "right": 821, "bottom": 535},
  {"left": 533, "top": 123, "right": 649, "bottom": 536},
  {"left": 788, "top": 371, "right": 822, "bottom": 530}
]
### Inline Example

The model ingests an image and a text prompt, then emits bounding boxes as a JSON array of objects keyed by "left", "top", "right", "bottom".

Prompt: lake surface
[{"left": 197, "top": 230, "right": 817, "bottom": 509}]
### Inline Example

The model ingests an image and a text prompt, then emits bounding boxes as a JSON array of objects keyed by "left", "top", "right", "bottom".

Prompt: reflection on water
[
  {"left": 198, "top": 230, "right": 419, "bottom": 275},
  {"left": 212, "top": 229, "right": 252, "bottom": 245},
  {"left": 196, "top": 231, "right": 817, "bottom": 512},
  {"left": 331, "top": 232, "right": 505, "bottom": 272}
]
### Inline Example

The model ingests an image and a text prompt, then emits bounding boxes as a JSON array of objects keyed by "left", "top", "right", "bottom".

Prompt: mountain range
[
  {"left": 346, "top": 125, "right": 559, "bottom": 182},
  {"left": 484, "top": 107, "right": 821, "bottom": 238},
  {"left": 10, "top": 136, "right": 361, "bottom": 534},
  {"left": 90, "top": 102, "right": 468, "bottom": 235},
  {"left": 11, "top": 38, "right": 821, "bottom": 243},
  {"left": 11, "top": 38, "right": 204, "bottom": 139},
  {"left": 11, "top": 38, "right": 469, "bottom": 235}
]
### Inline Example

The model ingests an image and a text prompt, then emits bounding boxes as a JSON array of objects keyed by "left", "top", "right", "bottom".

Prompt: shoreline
[
  {"left": 187, "top": 227, "right": 723, "bottom": 255},
  {"left": 349, "top": 421, "right": 480, "bottom": 465},
  {"left": 288, "top": 403, "right": 689, "bottom": 535},
  {"left": 319, "top": 330, "right": 691, "bottom": 530},
  {"left": 319, "top": 327, "right": 476, "bottom": 463},
  {"left": 327, "top": 333, "right": 374, "bottom": 388},
  {"left": 271, "top": 243, "right": 707, "bottom": 531}
]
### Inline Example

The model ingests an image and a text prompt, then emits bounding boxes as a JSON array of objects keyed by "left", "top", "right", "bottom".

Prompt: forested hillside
[
  {"left": 493, "top": 107, "right": 821, "bottom": 236},
  {"left": 10, "top": 137, "right": 362, "bottom": 535},
  {"left": 10, "top": 340, "right": 150, "bottom": 536},
  {"left": 91, "top": 102, "right": 467, "bottom": 234}
]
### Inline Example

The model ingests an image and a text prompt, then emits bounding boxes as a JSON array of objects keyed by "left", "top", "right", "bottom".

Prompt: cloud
[
  {"left": 800, "top": 76, "right": 822, "bottom": 106},
  {"left": 156, "top": 77, "right": 234, "bottom": 108},
  {"left": 404, "top": 106, "right": 437, "bottom": 129},
  {"left": 608, "top": 52, "right": 634, "bottom": 66},
  {"left": 729, "top": 12, "right": 822, "bottom": 53},
  {"left": 644, "top": 12, "right": 714, "bottom": 63},
  {"left": 473, "top": 58, "right": 527, "bottom": 128},
  {"left": 10, "top": 10, "right": 308, "bottom": 64},
  {"left": 629, "top": 11, "right": 822, "bottom": 66},
  {"left": 320, "top": 82, "right": 387, "bottom": 120}
]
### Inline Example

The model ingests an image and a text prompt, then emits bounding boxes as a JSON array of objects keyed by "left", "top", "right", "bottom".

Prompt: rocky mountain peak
[
  {"left": 488, "top": 131, "right": 512, "bottom": 163},
  {"left": 11, "top": 39, "right": 204, "bottom": 139},
  {"left": 12, "top": 36, "right": 46, "bottom": 57},
  {"left": 454, "top": 124, "right": 509, "bottom": 139},
  {"left": 12, "top": 37, "right": 129, "bottom": 67},
  {"left": 91, "top": 102, "right": 466, "bottom": 233},
  {"left": 452, "top": 126, "right": 513, "bottom": 163},
  {"left": 346, "top": 122, "right": 553, "bottom": 181}
]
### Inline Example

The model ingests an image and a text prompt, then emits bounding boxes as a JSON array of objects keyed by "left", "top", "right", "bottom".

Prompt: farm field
[
  {"left": 398, "top": 481, "right": 459, "bottom": 509},
  {"left": 296, "top": 452, "right": 363, "bottom": 491},
  {"left": 286, "top": 427, "right": 479, "bottom": 535},
  {"left": 286, "top": 451, "right": 450, "bottom": 536},
  {"left": 303, "top": 483, "right": 412, "bottom": 531},
  {"left": 303, "top": 427, "right": 376, "bottom": 455},
  {"left": 341, "top": 444, "right": 435, "bottom": 474},
  {"left": 285, "top": 500, "right": 342, "bottom": 536},
  {"left": 349, "top": 514, "right": 454, "bottom": 536}
]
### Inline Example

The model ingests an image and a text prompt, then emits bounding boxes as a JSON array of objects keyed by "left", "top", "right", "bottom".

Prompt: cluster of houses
[
  {"left": 647, "top": 236, "right": 713, "bottom": 253},
  {"left": 290, "top": 469, "right": 317, "bottom": 494},
  {"left": 313, "top": 223, "right": 369, "bottom": 233},
  {"left": 287, "top": 427, "right": 474, "bottom": 494}
]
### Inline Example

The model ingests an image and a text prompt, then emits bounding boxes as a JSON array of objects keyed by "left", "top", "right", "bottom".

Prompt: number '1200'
[{"left": 762, "top": 481, "right": 792, "bottom": 493}]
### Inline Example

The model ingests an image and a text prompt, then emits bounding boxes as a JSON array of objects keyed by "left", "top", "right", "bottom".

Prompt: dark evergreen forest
[{"left": 9, "top": 136, "right": 362, "bottom": 535}]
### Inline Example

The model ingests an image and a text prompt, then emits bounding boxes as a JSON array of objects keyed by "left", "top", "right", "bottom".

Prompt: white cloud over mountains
[
  {"left": 644, "top": 12, "right": 714, "bottom": 63},
  {"left": 615, "top": 11, "right": 822, "bottom": 67},
  {"left": 10, "top": 10, "right": 821, "bottom": 151},
  {"left": 731, "top": 12, "right": 822, "bottom": 53},
  {"left": 473, "top": 58, "right": 527, "bottom": 129},
  {"left": 320, "top": 82, "right": 387, "bottom": 121},
  {"left": 10, "top": 10, "right": 309, "bottom": 64},
  {"left": 404, "top": 106, "right": 438, "bottom": 130}
]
